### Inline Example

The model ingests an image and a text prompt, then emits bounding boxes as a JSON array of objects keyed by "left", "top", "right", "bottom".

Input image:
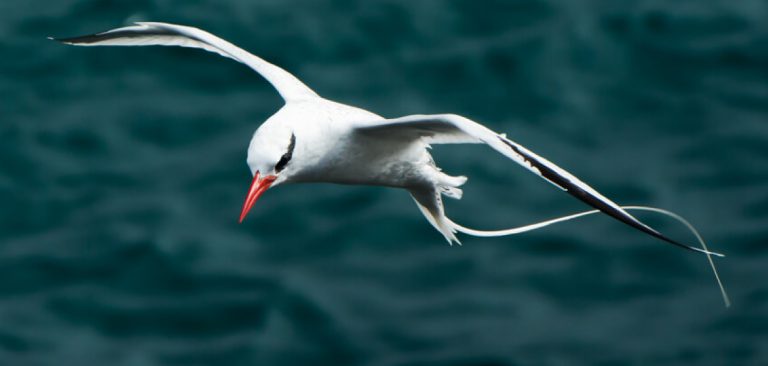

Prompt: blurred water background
[{"left": 2, "top": 0, "right": 768, "bottom": 365}]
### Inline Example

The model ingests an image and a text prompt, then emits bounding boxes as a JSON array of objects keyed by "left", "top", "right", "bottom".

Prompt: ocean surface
[{"left": 2, "top": 1, "right": 767, "bottom": 365}]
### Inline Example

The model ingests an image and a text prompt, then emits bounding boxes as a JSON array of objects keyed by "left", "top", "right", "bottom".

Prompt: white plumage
[{"left": 54, "top": 22, "right": 728, "bottom": 305}]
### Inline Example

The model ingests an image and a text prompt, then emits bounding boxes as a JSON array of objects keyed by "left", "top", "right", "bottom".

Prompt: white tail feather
[{"left": 447, "top": 206, "right": 730, "bottom": 307}]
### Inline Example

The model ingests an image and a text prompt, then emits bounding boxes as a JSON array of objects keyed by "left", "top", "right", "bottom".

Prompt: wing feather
[
  {"left": 354, "top": 114, "right": 717, "bottom": 256},
  {"left": 52, "top": 22, "right": 319, "bottom": 102}
]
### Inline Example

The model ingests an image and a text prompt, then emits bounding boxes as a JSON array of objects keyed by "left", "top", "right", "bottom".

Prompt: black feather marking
[
  {"left": 275, "top": 133, "right": 296, "bottom": 173},
  {"left": 53, "top": 28, "right": 172, "bottom": 44},
  {"left": 497, "top": 135, "right": 706, "bottom": 254},
  {"left": 51, "top": 26, "right": 206, "bottom": 45}
]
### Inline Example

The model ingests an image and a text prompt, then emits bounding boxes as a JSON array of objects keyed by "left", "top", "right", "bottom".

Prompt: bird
[{"left": 51, "top": 23, "right": 727, "bottom": 272}]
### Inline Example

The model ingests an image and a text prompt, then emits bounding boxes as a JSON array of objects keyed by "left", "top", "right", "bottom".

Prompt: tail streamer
[{"left": 447, "top": 206, "right": 730, "bottom": 307}]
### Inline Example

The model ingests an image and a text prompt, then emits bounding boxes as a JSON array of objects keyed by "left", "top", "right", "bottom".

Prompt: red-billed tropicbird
[{"left": 52, "top": 22, "right": 728, "bottom": 305}]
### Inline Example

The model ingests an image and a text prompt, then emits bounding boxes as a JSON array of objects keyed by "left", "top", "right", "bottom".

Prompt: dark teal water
[{"left": 2, "top": 1, "right": 767, "bottom": 365}]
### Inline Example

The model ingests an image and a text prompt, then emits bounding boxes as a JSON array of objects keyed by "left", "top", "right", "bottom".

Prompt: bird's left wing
[
  {"left": 52, "top": 22, "right": 319, "bottom": 102},
  {"left": 353, "top": 113, "right": 719, "bottom": 256}
]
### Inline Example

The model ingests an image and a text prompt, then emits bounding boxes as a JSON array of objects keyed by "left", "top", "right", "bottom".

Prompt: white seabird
[{"left": 53, "top": 22, "right": 728, "bottom": 305}]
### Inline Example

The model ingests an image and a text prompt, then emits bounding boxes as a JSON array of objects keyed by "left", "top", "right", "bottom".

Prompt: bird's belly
[
  {"left": 293, "top": 136, "right": 430, "bottom": 188},
  {"left": 326, "top": 160, "right": 426, "bottom": 188}
]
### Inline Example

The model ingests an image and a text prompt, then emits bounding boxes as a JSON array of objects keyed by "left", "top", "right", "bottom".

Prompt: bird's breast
[{"left": 291, "top": 130, "right": 431, "bottom": 188}]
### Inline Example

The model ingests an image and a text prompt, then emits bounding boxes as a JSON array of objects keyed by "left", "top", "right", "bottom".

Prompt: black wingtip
[
  {"left": 48, "top": 35, "right": 76, "bottom": 44},
  {"left": 47, "top": 36, "right": 69, "bottom": 43},
  {"left": 50, "top": 30, "right": 121, "bottom": 44},
  {"left": 573, "top": 193, "right": 723, "bottom": 257},
  {"left": 649, "top": 228, "right": 724, "bottom": 257},
  {"left": 49, "top": 34, "right": 98, "bottom": 44},
  {"left": 495, "top": 135, "right": 724, "bottom": 257}
]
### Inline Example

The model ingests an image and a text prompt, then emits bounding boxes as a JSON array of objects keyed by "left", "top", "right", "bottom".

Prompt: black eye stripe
[
  {"left": 275, "top": 155, "right": 290, "bottom": 172},
  {"left": 275, "top": 133, "right": 296, "bottom": 172}
]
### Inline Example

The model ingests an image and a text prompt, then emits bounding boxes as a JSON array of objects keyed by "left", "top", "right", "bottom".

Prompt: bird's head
[{"left": 239, "top": 123, "right": 297, "bottom": 223}]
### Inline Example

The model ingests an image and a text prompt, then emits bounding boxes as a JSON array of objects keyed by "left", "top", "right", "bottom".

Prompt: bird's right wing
[
  {"left": 52, "top": 22, "right": 319, "bottom": 102},
  {"left": 353, "top": 113, "right": 722, "bottom": 257}
]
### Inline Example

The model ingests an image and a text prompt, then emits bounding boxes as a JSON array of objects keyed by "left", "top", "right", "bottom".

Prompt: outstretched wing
[
  {"left": 52, "top": 22, "right": 319, "bottom": 102},
  {"left": 354, "top": 113, "right": 715, "bottom": 256}
]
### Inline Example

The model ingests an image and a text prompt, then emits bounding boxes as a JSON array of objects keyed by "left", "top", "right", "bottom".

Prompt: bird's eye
[
  {"left": 275, "top": 133, "right": 296, "bottom": 173},
  {"left": 275, "top": 153, "right": 290, "bottom": 172}
]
